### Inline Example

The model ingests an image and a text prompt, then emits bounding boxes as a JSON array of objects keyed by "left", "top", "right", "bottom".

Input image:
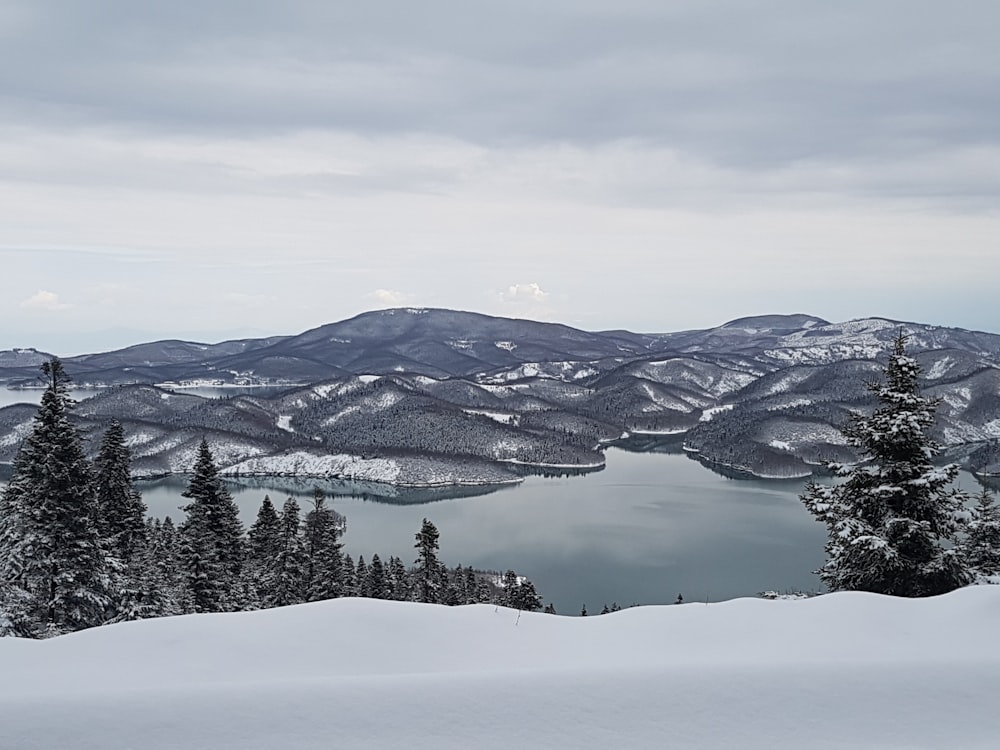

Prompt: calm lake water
[
  {"left": 139, "top": 448, "right": 838, "bottom": 614},
  {"left": 3, "top": 386, "right": 987, "bottom": 614}
]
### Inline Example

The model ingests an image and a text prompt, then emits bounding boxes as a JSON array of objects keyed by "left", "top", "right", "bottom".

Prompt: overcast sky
[{"left": 2, "top": 1, "right": 998, "bottom": 354}]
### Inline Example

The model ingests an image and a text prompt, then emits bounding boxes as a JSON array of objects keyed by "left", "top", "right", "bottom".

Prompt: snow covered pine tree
[
  {"left": 0, "top": 359, "right": 112, "bottom": 636},
  {"left": 800, "top": 334, "right": 969, "bottom": 596},
  {"left": 414, "top": 518, "right": 444, "bottom": 603},
  {"left": 956, "top": 488, "right": 1000, "bottom": 582},
  {"left": 179, "top": 439, "right": 246, "bottom": 612}
]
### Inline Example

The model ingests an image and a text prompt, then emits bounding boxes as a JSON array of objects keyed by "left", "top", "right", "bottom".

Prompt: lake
[{"left": 140, "top": 448, "right": 840, "bottom": 614}]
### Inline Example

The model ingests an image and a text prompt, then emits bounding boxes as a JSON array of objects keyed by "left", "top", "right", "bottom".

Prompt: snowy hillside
[
  {"left": 2, "top": 587, "right": 999, "bottom": 749},
  {"left": 2, "top": 310, "right": 1000, "bottom": 482}
]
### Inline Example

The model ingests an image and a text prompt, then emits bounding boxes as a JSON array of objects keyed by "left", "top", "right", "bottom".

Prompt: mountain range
[{"left": 1, "top": 308, "right": 999, "bottom": 484}]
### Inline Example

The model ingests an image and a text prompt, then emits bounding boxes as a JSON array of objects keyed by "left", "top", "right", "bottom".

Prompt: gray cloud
[
  {"left": 1, "top": 1, "right": 998, "bottom": 351},
  {"left": 3, "top": 2, "right": 998, "bottom": 170}
]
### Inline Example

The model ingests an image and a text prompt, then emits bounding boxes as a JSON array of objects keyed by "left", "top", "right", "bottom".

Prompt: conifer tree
[
  {"left": 957, "top": 488, "right": 1000, "bottom": 581},
  {"left": 801, "top": 335, "right": 969, "bottom": 596},
  {"left": 355, "top": 555, "right": 370, "bottom": 597},
  {"left": 94, "top": 419, "right": 148, "bottom": 620},
  {"left": 341, "top": 553, "right": 356, "bottom": 596},
  {"left": 0, "top": 359, "right": 112, "bottom": 636},
  {"left": 414, "top": 518, "right": 444, "bottom": 604},
  {"left": 499, "top": 569, "right": 519, "bottom": 607},
  {"left": 367, "top": 553, "right": 388, "bottom": 599},
  {"left": 179, "top": 439, "right": 245, "bottom": 612},
  {"left": 466, "top": 566, "right": 491, "bottom": 604},
  {"left": 445, "top": 565, "right": 466, "bottom": 605},
  {"left": 132, "top": 518, "right": 183, "bottom": 618},
  {"left": 388, "top": 555, "right": 410, "bottom": 601},
  {"left": 270, "top": 497, "right": 307, "bottom": 607},
  {"left": 94, "top": 420, "right": 147, "bottom": 560},
  {"left": 302, "top": 489, "right": 343, "bottom": 601},
  {"left": 248, "top": 496, "right": 282, "bottom": 602},
  {"left": 500, "top": 571, "right": 543, "bottom": 611}
]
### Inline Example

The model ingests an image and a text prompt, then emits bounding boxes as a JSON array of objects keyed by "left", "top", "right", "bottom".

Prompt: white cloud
[
  {"left": 502, "top": 283, "right": 549, "bottom": 304},
  {"left": 367, "top": 288, "right": 410, "bottom": 306},
  {"left": 20, "top": 290, "right": 71, "bottom": 312}
]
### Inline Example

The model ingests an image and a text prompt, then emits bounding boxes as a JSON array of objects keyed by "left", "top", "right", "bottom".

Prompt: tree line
[{"left": 0, "top": 359, "right": 543, "bottom": 638}]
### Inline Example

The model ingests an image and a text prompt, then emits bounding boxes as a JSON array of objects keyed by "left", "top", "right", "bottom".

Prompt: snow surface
[{"left": 2, "top": 588, "right": 1000, "bottom": 749}]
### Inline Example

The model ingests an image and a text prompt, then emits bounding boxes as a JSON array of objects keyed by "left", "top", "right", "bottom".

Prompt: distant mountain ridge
[{"left": 2, "top": 309, "right": 999, "bottom": 485}]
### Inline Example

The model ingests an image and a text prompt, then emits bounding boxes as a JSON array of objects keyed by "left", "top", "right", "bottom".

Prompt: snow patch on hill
[{"left": 225, "top": 451, "right": 402, "bottom": 483}]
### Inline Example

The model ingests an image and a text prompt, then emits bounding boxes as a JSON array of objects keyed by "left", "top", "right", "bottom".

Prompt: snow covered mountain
[{"left": 1, "top": 309, "right": 999, "bottom": 482}]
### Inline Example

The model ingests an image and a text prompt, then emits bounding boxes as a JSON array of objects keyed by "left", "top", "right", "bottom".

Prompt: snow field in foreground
[{"left": 2, "top": 587, "right": 1000, "bottom": 749}]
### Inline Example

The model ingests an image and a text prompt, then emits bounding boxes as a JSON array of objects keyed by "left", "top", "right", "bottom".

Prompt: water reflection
[{"left": 138, "top": 448, "right": 834, "bottom": 613}]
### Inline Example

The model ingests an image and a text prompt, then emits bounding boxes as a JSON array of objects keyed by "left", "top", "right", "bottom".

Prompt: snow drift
[{"left": 2, "top": 587, "right": 999, "bottom": 749}]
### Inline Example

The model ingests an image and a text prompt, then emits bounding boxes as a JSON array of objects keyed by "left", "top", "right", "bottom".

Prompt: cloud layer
[{"left": 1, "top": 2, "right": 998, "bottom": 353}]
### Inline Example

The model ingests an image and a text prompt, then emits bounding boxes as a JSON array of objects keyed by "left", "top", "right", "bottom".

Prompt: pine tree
[
  {"left": 94, "top": 419, "right": 148, "bottom": 621},
  {"left": 499, "top": 569, "right": 519, "bottom": 607},
  {"left": 341, "top": 553, "right": 356, "bottom": 596},
  {"left": 355, "top": 555, "right": 370, "bottom": 597},
  {"left": 388, "top": 555, "right": 410, "bottom": 601},
  {"left": 444, "top": 566, "right": 463, "bottom": 606},
  {"left": 247, "top": 496, "right": 282, "bottom": 602},
  {"left": 413, "top": 518, "right": 444, "bottom": 604},
  {"left": 0, "top": 359, "right": 112, "bottom": 636},
  {"left": 302, "top": 489, "right": 343, "bottom": 602},
  {"left": 800, "top": 335, "right": 969, "bottom": 596},
  {"left": 463, "top": 566, "right": 482, "bottom": 604},
  {"left": 179, "top": 439, "right": 245, "bottom": 612},
  {"left": 505, "top": 572, "right": 543, "bottom": 612},
  {"left": 270, "top": 497, "right": 306, "bottom": 607},
  {"left": 367, "top": 553, "right": 388, "bottom": 599},
  {"left": 94, "top": 420, "right": 147, "bottom": 560},
  {"left": 957, "top": 488, "right": 1000, "bottom": 581},
  {"left": 133, "top": 517, "right": 183, "bottom": 618}
]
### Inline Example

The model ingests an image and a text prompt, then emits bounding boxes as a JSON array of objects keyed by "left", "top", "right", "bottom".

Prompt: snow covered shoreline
[
  {"left": 2, "top": 587, "right": 998, "bottom": 749},
  {"left": 221, "top": 450, "right": 526, "bottom": 488}
]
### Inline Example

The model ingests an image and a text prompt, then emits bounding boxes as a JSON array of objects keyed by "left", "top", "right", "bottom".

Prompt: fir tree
[
  {"left": 444, "top": 566, "right": 463, "bottom": 606},
  {"left": 0, "top": 359, "right": 112, "bottom": 636},
  {"left": 94, "top": 419, "right": 148, "bottom": 620},
  {"left": 507, "top": 574, "right": 543, "bottom": 611},
  {"left": 94, "top": 420, "right": 147, "bottom": 560},
  {"left": 247, "top": 496, "right": 282, "bottom": 602},
  {"left": 800, "top": 335, "right": 970, "bottom": 596},
  {"left": 413, "top": 518, "right": 444, "bottom": 604},
  {"left": 463, "top": 566, "right": 482, "bottom": 604},
  {"left": 355, "top": 555, "right": 370, "bottom": 597},
  {"left": 499, "top": 569, "right": 519, "bottom": 607},
  {"left": 270, "top": 497, "right": 306, "bottom": 607},
  {"left": 302, "top": 489, "right": 343, "bottom": 601},
  {"left": 132, "top": 518, "right": 183, "bottom": 619},
  {"left": 179, "top": 439, "right": 245, "bottom": 612},
  {"left": 388, "top": 555, "right": 410, "bottom": 601},
  {"left": 367, "top": 553, "right": 388, "bottom": 599},
  {"left": 341, "top": 553, "right": 356, "bottom": 596},
  {"left": 957, "top": 488, "right": 1000, "bottom": 581}
]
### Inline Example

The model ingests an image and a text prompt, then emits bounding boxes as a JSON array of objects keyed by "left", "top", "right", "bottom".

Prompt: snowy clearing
[{"left": 2, "top": 587, "right": 999, "bottom": 749}]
